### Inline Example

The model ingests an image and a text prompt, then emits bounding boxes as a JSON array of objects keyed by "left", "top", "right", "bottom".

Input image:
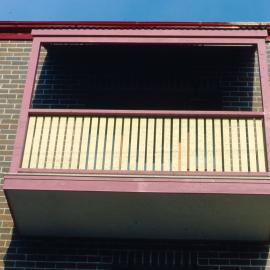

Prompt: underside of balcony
[{"left": 4, "top": 173, "right": 270, "bottom": 240}]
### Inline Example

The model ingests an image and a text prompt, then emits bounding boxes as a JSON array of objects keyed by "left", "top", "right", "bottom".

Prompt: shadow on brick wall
[
  {"left": 4, "top": 229, "right": 199, "bottom": 269},
  {"left": 4, "top": 229, "right": 270, "bottom": 269},
  {"left": 31, "top": 44, "right": 261, "bottom": 112}
]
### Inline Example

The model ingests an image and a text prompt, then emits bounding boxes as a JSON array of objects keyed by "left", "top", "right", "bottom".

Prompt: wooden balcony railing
[{"left": 20, "top": 110, "right": 267, "bottom": 173}]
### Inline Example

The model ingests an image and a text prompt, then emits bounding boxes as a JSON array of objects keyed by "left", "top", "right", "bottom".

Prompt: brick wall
[
  {"left": 0, "top": 40, "right": 269, "bottom": 270},
  {"left": 31, "top": 44, "right": 262, "bottom": 111},
  {"left": 0, "top": 40, "right": 32, "bottom": 269}
]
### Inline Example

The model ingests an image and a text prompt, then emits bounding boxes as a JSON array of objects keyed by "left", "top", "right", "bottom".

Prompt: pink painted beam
[
  {"left": 4, "top": 174, "right": 270, "bottom": 195},
  {"left": 9, "top": 39, "right": 41, "bottom": 173},
  {"left": 32, "top": 29, "right": 268, "bottom": 38},
  {"left": 34, "top": 36, "right": 262, "bottom": 45},
  {"left": 28, "top": 109, "right": 264, "bottom": 118}
]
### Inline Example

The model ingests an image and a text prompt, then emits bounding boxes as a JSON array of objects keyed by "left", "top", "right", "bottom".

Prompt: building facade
[{"left": 1, "top": 21, "right": 270, "bottom": 269}]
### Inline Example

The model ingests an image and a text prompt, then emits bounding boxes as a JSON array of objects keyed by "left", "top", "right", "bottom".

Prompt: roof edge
[
  {"left": 0, "top": 21, "right": 270, "bottom": 41},
  {"left": 0, "top": 20, "right": 270, "bottom": 28}
]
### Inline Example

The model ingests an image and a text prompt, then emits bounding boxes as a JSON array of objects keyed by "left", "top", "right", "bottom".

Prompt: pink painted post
[
  {"left": 257, "top": 40, "right": 270, "bottom": 171},
  {"left": 9, "top": 39, "right": 41, "bottom": 173}
]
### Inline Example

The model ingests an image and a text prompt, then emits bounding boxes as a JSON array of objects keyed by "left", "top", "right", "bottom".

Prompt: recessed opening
[{"left": 32, "top": 43, "right": 262, "bottom": 111}]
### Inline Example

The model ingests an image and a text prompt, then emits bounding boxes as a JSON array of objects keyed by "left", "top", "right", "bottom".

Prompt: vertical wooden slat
[
  {"left": 129, "top": 118, "right": 139, "bottom": 170},
  {"left": 197, "top": 118, "right": 205, "bottom": 171},
  {"left": 138, "top": 118, "right": 147, "bottom": 171},
  {"left": 146, "top": 118, "right": 155, "bottom": 171},
  {"left": 172, "top": 119, "right": 179, "bottom": 171},
  {"left": 37, "top": 117, "right": 51, "bottom": 168},
  {"left": 78, "top": 117, "right": 90, "bottom": 169},
  {"left": 95, "top": 117, "right": 107, "bottom": 170},
  {"left": 88, "top": 117, "right": 99, "bottom": 170},
  {"left": 62, "top": 117, "right": 75, "bottom": 169},
  {"left": 163, "top": 118, "right": 171, "bottom": 171},
  {"left": 103, "top": 118, "right": 115, "bottom": 170},
  {"left": 189, "top": 118, "right": 196, "bottom": 171},
  {"left": 180, "top": 119, "right": 188, "bottom": 171},
  {"left": 29, "top": 117, "right": 43, "bottom": 168},
  {"left": 222, "top": 119, "right": 231, "bottom": 172},
  {"left": 239, "top": 120, "right": 248, "bottom": 172},
  {"left": 231, "top": 119, "right": 240, "bottom": 172},
  {"left": 247, "top": 119, "right": 257, "bottom": 172},
  {"left": 46, "top": 117, "right": 59, "bottom": 169},
  {"left": 255, "top": 119, "right": 266, "bottom": 172},
  {"left": 214, "top": 119, "right": 222, "bottom": 172},
  {"left": 21, "top": 117, "right": 36, "bottom": 168},
  {"left": 120, "top": 118, "right": 131, "bottom": 170},
  {"left": 206, "top": 119, "right": 214, "bottom": 172},
  {"left": 154, "top": 118, "right": 163, "bottom": 171},
  {"left": 112, "top": 118, "right": 123, "bottom": 170},
  {"left": 70, "top": 117, "right": 83, "bottom": 169},
  {"left": 54, "top": 117, "right": 66, "bottom": 169}
]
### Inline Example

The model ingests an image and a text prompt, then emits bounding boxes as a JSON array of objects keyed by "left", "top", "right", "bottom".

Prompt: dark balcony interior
[{"left": 32, "top": 44, "right": 262, "bottom": 111}]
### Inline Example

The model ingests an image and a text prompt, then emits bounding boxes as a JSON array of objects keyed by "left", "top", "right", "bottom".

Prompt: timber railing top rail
[{"left": 28, "top": 109, "right": 264, "bottom": 118}]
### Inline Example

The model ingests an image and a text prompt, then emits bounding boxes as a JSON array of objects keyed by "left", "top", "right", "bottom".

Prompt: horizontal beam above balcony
[
  {"left": 31, "top": 29, "right": 268, "bottom": 38},
  {"left": 28, "top": 109, "right": 264, "bottom": 118}
]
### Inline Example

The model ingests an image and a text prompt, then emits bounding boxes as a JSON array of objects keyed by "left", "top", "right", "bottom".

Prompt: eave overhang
[{"left": 0, "top": 21, "right": 270, "bottom": 40}]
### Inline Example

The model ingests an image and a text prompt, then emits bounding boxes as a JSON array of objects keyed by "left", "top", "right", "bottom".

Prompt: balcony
[{"left": 4, "top": 29, "right": 270, "bottom": 240}]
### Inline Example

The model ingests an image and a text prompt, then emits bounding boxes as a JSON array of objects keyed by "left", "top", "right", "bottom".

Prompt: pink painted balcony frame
[{"left": 8, "top": 28, "right": 270, "bottom": 180}]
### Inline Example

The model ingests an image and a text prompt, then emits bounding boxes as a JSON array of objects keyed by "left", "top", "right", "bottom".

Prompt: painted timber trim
[
  {"left": 32, "top": 29, "right": 268, "bottom": 38},
  {"left": 257, "top": 40, "right": 270, "bottom": 171},
  {"left": 4, "top": 174, "right": 270, "bottom": 195},
  {"left": 28, "top": 109, "right": 264, "bottom": 118}
]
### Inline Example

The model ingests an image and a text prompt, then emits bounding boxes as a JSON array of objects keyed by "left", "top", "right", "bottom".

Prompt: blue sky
[{"left": 1, "top": 0, "right": 269, "bottom": 22}]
